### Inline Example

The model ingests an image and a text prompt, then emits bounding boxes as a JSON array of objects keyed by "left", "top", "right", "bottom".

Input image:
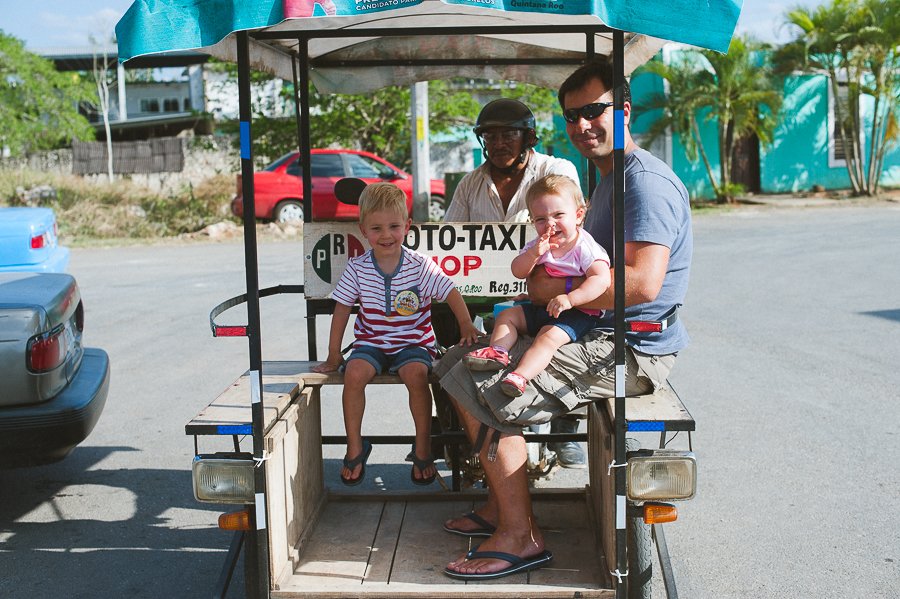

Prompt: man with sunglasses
[
  {"left": 441, "top": 97, "right": 588, "bottom": 469},
  {"left": 440, "top": 59, "right": 692, "bottom": 580}
]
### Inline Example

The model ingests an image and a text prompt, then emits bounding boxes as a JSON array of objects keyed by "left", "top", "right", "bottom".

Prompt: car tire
[
  {"left": 275, "top": 200, "right": 304, "bottom": 223},
  {"left": 626, "top": 437, "right": 653, "bottom": 599},
  {"left": 429, "top": 194, "right": 445, "bottom": 222}
]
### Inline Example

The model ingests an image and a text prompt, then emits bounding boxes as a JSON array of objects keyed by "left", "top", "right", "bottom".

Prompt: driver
[{"left": 442, "top": 98, "right": 588, "bottom": 468}]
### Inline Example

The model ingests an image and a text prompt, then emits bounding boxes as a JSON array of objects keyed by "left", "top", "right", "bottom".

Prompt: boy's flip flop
[
  {"left": 443, "top": 549, "right": 554, "bottom": 580},
  {"left": 340, "top": 439, "right": 372, "bottom": 486},
  {"left": 405, "top": 444, "right": 437, "bottom": 486},
  {"left": 442, "top": 512, "right": 496, "bottom": 538}
]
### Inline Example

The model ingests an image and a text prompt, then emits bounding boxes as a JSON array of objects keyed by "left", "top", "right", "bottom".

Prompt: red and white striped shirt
[{"left": 332, "top": 247, "right": 456, "bottom": 356}]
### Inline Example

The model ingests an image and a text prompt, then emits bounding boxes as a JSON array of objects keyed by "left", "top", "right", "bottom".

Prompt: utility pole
[{"left": 410, "top": 81, "right": 430, "bottom": 222}]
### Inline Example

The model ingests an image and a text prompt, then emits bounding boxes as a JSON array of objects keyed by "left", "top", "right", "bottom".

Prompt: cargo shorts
[{"left": 435, "top": 330, "right": 675, "bottom": 435}]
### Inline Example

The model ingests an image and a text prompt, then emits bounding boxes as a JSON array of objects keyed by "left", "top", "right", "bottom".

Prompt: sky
[{"left": 0, "top": 1, "right": 828, "bottom": 50}]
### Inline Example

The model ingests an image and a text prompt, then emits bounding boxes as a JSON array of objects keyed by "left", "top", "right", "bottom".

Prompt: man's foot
[
  {"left": 464, "top": 346, "right": 510, "bottom": 371},
  {"left": 443, "top": 511, "right": 497, "bottom": 537},
  {"left": 500, "top": 371, "right": 527, "bottom": 397},
  {"left": 549, "top": 417, "right": 586, "bottom": 468},
  {"left": 445, "top": 527, "right": 547, "bottom": 579}
]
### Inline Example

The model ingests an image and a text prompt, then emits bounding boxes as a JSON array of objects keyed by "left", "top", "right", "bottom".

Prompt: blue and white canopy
[{"left": 116, "top": 0, "right": 742, "bottom": 93}]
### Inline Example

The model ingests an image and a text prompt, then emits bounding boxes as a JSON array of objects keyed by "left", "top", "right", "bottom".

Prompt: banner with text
[{"left": 303, "top": 222, "right": 536, "bottom": 299}]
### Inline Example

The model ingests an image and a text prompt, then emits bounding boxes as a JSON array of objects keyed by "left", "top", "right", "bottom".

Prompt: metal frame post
[
  {"left": 236, "top": 31, "right": 271, "bottom": 598},
  {"left": 612, "top": 29, "right": 629, "bottom": 599}
]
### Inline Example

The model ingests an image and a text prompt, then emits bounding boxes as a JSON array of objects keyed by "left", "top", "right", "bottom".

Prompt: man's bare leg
[{"left": 445, "top": 401, "right": 545, "bottom": 575}]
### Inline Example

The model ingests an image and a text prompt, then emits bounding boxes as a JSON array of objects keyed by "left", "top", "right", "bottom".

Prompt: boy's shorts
[
  {"left": 343, "top": 344, "right": 433, "bottom": 375},
  {"left": 520, "top": 302, "right": 600, "bottom": 342}
]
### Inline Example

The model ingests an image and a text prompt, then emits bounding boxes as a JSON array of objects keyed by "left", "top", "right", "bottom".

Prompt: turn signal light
[
  {"left": 643, "top": 503, "right": 678, "bottom": 524},
  {"left": 219, "top": 509, "right": 251, "bottom": 531}
]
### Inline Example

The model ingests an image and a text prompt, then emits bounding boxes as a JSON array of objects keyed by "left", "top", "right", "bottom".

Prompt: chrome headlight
[
  {"left": 626, "top": 450, "right": 696, "bottom": 502},
  {"left": 192, "top": 454, "right": 255, "bottom": 503}
]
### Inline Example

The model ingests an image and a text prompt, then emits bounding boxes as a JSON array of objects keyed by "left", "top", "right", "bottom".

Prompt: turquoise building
[{"left": 551, "top": 53, "right": 900, "bottom": 200}]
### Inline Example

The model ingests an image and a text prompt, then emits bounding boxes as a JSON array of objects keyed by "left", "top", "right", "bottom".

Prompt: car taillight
[
  {"left": 27, "top": 324, "right": 68, "bottom": 372},
  {"left": 31, "top": 232, "right": 48, "bottom": 249}
]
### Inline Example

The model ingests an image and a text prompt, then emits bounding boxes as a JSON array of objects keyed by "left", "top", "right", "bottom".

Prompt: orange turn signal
[
  {"left": 218, "top": 509, "right": 252, "bottom": 531},
  {"left": 643, "top": 503, "right": 678, "bottom": 524}
]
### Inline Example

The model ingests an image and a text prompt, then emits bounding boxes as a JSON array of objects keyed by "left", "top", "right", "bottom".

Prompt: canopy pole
[
  {"left": 236, "top": 30, "right": 271, "bottom": 598},
  {"left": 612, "top": 28, "right": 628, "bottom": 599}
]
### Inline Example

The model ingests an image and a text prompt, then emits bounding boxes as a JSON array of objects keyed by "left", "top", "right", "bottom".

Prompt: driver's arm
[{"left": 528, "top": 241, "right": 670, "bottom": 310}]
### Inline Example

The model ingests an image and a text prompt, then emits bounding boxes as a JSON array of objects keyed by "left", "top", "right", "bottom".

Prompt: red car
[{"left": 231, "top": 149, "right": 446, "bottom": 222}]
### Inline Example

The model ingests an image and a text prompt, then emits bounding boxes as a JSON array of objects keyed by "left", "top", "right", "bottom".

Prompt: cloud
[{"left": 34, "top": 8, "right": 125, "bottom": 47}]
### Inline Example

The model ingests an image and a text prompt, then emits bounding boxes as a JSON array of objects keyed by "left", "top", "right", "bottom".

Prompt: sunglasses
[{"left": 563, "top": 102, "right": 614, "bottom": 124}]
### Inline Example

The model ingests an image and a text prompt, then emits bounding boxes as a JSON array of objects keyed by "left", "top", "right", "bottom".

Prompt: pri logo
[{"left": 309, "top": 233, "right": 365, "bottom": 283}]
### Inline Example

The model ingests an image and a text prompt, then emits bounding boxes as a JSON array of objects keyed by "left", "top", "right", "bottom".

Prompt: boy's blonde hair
[
  {"left": 524, "top": 174, "right": 587, "bottom": 213},
  {"left": 358, "top": 182, "right": 408, "bottom": 222}
]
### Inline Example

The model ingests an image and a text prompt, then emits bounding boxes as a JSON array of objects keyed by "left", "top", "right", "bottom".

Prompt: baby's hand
[
  {"left": 547, "top": 293, "right": 572, "bottom": 318},
  {"left": 535, "top": 224, "right": 557, "bottom": 255},
  {"left": 312, "top": 359, "right": 341, "bottom": 373},
  {"left": 456, "top": 322, "right": 480, "bottom": 347}
]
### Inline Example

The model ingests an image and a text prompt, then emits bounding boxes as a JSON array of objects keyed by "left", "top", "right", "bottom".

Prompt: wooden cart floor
[{"left": 273, "top": 492, "right": 614, "bottom": 598}]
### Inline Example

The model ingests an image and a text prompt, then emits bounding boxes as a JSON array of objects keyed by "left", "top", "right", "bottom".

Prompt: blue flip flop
[
  {"left": 405, "top": 444, "right": 437, "bottom": 486},
  {"left": 442, "top": 512, "right": 496, "bottom": 538},
  {"left": 340, "top": 439, "right": 372, "bottom": 486},
  {"left": 443, "top": 549, "right": 554, "bottom": 580}
]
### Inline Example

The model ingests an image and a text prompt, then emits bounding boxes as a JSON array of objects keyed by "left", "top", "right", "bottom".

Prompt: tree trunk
[{"left": 692, "top": 119, "right": 719, "bottom": 199}]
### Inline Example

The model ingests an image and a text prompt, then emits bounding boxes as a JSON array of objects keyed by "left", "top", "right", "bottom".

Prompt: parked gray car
[{"left": 0, "top": 272, "right": 110, "bottom": 467}]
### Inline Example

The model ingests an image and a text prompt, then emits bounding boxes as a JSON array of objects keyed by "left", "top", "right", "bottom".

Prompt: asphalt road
[{"left": 1, "top": 201, "right": 898, "bottom": 598}]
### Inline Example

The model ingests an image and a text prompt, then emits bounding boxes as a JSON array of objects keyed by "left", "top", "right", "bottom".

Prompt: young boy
[
  {"left": 464, "top": 174, "right": 611, "bottom": 396},
  {"left": 313, "top": 183, "right": 479, "bottom": 486}
]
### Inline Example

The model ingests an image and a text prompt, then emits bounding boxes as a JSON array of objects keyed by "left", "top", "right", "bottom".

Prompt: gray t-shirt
[{"left": 583, "top": 148, "right": 692, "bottom": 355}]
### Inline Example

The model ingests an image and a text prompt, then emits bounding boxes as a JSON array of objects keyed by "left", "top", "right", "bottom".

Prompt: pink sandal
[{"left": 500, "top": 371, "right": 527, "bottom": 397}]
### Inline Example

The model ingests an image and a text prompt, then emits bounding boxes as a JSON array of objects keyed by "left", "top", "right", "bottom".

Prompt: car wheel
[
  {"left": 429, "top": 194, "right": 445, "bottom": 222},
  {"left": 275, "top": 201, "right": 304, "bottom": 223}
]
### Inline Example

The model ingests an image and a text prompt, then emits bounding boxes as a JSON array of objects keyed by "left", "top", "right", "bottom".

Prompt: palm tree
[
  {"left": 635, "top": 37, "right": 781, "bottom": 202},
  {"left": 776, "top": 0, "right": 899, "bottom": 196},
  {"left": 634, "top": 56, "right": 720, "bottom": 197}
]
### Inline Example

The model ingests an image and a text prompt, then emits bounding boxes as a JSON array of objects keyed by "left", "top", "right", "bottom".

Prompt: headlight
[
  {"left": 192, "top": 454, "right": 255, "bottom": 503},
  {"left": 626, "top": 450, "right": 696, "bottom": 501}
]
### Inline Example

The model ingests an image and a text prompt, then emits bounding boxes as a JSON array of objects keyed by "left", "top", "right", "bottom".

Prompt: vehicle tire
[
  {"left": 275, "top": 200, "right": 304, "bottom": 223},
  {"left": 626, "top": 437, "right": 652, "bottom": 599},
  {"left": 429, "top": 194, "right": 445, "bottom": 222}
]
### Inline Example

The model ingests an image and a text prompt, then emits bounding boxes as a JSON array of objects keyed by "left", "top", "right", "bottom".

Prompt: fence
[{"left": 72, "top": 138, "right": 185, "bottom": 175}]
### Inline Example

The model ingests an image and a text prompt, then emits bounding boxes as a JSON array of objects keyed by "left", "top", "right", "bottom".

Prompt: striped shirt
[
  {"left": 444, "top": 151, "right": 580, "bottom": 223},
  {"left": 332, "top": 247, "right": 456, "bottom": 356}
]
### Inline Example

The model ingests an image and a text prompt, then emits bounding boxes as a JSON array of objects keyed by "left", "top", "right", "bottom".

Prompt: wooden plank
[
  {"left": 385, "top": 500, "right": 474, "bottom": 589},
  {"left": 285, "top": 501, "right": 386, "bottom": 589},
  {"left": 186, "top": 371, "right": 300, "bottom": 433},
  {"left": 589, "top": 402, "right": 617, "bottom": 577},
  {"left": 604, "top": 382, "right": 695, "bottom": 431},
  {"left": 530, "top": 496, "right": 606, "bottom": 589}
]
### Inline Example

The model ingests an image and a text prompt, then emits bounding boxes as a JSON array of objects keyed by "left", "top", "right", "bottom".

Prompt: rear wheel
[
  {"left": 626, "top": 437, "right": 652, "bottom": 599},
  {"left": 429, "top": 194, "right": 446, "bottom": 221},
  {"left": 275, "top": 200, "right": 303, "bottom": 223}
]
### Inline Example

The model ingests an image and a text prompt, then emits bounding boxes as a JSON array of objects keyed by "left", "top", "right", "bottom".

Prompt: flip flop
[
  {"left": 405, "top": 444, "right": 437, "bottom": 486},
  {"left": 442, "top": 512, "right": 496, "bottom": 538},
  {"left": 443, "top": 549, "right": 554, "bottom": 580},
  {"left": 340, "top": 439, "right": 372, "bottom": 486}
]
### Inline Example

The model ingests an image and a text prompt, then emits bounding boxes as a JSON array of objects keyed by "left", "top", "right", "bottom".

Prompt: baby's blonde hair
[
  {"left": 524, "top": 174, "right": 587, "bottom": 213},
  {"left": 358, "top": 182, "right": 408, "bottom": 223}
]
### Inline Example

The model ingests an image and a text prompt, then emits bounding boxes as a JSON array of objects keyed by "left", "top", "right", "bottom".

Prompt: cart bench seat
[{"left": 185, "top": 360, "right": 693, "bottom": 436}]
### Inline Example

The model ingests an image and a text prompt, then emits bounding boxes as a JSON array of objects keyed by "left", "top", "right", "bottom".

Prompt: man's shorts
[
  {"left": 519, "top": 302, "right": 600, "bottom": 342},
  {"left": 344, "top": 344, "right": 433, "bottom": 375},
  {"left": 435, "top": 331, "right": 674, "bottom": 434}
]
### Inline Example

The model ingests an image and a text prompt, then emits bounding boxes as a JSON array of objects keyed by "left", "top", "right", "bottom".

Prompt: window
[
  {"left": 310, "top": 154, "right": 346, "bottom": 177},
  {"left": 140, "top": 99, "right": 160, "bottom": 113},
  {"left": 285, "top": 159, "right": 302, "bottom": 177},
  {"left": 163, "top": 98, "right": 180, "bottom": 112},
  {"left": 346, "top": 154, "right": 393, "bottom": 179},
  {"left": 183, "top": 98, "right": 191, "bottom": 111}
]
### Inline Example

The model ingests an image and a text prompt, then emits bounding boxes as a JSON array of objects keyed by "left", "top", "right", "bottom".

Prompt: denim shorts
[
  {"left": 520, "top": 302, "right": 601, "bottom": 342},
  {"left": 344, "top": 344, "right": 433, "bottom": 375}
]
